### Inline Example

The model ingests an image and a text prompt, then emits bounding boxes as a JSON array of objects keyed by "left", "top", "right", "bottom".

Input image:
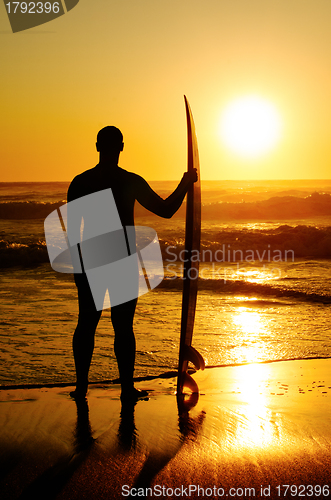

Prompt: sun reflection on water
[
  {"left": 232, "top": 364, "right": 277, "bottom": 449},
  {"left": 230, "top": 304, "right": 272, "bottom": 364},
  {"left": 233, "top": 308, "right": 263, "bottom": 335},
  {"left": 224, "top": 309, "right": 281, "bottom": 448},
  {"left": 233, "top": 266, "right": 278, "bottom": 283}
]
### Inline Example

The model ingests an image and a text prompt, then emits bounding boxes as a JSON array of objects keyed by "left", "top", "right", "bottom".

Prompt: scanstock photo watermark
[
  {"left": 121, "top": 484, "right": 330, "bottom": 497},
  {"left": 3, "top": 1, "right": 79, "bottom": 33},
  {"left": 164, "top": 244, "right": 295, "bottom": 281}
]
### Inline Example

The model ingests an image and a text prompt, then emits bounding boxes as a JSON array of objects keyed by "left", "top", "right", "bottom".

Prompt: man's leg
[
  {"left": 111, "top": 298, "right": 148, "bottom": 401},
  {"left": 72, "top": 273, "right": 101, "bottom": 397},
  {"left": 111, "top": 298, "right": 137, "bottom": 394}
]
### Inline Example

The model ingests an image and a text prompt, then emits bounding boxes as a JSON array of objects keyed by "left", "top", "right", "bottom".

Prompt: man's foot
[{"left": 120, "top": 388, "right": 149, "bottom": 403}]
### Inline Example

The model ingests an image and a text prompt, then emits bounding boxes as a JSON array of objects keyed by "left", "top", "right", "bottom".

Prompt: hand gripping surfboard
[{"left": 177, "top": 96, "right": 205, "bottom": 407}]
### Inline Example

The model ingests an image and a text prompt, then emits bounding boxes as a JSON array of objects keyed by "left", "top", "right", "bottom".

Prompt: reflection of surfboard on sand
[{"left": 177, "top": 96, "right": 205, "bottom": 408}]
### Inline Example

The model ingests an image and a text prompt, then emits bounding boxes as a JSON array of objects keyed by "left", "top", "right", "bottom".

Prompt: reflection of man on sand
[{"left": 68, "top": 126, "right": 197, "bottom": 401}]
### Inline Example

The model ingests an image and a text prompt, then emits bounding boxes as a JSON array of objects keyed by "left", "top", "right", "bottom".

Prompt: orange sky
[{"left": 1, "top": 0, "right": 331, "bottom": 181}]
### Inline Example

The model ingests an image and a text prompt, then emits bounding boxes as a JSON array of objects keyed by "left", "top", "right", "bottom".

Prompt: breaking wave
[
  {"left": 158, "top": 277, "right": 331, "bottom": 304},
  {"left": 1, "top": 191, "right": 331, "bottom": 220},
  {"left": 160, "top": 224, "right": 331, "bottom": 260},
  {"left": 0, "top": 201, "right": 62, "bottom": 219},
  {"left": 1, "top": 224, "right": 331, "bottom": 268},
  {"left": 0, "top": 239, "right": 49, "bottom": 268}
]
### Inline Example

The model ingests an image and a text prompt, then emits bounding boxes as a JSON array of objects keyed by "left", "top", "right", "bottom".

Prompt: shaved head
[{"left": 96, "top": 126, "right": 123, "bottom": 152}]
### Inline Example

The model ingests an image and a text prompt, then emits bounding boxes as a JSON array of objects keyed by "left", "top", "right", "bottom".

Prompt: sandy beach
[{"left": 0, "top": 358, "right": 330, "bottom": 499}]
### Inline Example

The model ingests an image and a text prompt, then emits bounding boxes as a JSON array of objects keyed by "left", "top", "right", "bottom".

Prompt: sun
[{"left": 220, "top": 96, "right": 282, "bottom": 158}]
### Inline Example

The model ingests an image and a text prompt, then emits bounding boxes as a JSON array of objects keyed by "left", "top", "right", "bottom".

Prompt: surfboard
[{"left": 177, "top": 96, "right": 205, "bottom": 407}]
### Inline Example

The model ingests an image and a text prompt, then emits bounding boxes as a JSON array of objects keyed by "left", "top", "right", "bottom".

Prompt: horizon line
[{"left": 2, "top": 178, "right": 331, "bottom": 184}]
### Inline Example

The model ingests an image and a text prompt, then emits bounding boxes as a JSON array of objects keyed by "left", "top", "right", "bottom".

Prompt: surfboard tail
[{"left": 176, "top": 346, "right": 205, "bottom": 395}]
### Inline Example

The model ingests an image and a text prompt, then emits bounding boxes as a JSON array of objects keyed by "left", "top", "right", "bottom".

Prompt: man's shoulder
[
  {"left": 70, "top": 166, "right": 99, "bottom": 183},
  {"left": 67, "top": 167, "right": 98, "bottom": 201},
  {"left": 109, "top": 167, "right": 146, "bottom": 188},
  {"left": 114, "top": 166, "right": 141, "bottom": 180}
]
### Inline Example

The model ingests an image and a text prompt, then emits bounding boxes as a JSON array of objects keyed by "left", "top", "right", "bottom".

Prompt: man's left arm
[{"left": 135, "top": 170, "right": 197, "bottom": 218}]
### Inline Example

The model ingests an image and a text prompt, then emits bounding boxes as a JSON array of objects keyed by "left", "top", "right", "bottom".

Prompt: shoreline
[{"left": 1, "top": 356, "right": 331, "bottom": 391}]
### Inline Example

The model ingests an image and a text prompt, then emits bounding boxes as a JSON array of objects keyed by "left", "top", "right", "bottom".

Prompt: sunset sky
[{"left": 1, "top": 0, "right": 331, "bottom": 181}]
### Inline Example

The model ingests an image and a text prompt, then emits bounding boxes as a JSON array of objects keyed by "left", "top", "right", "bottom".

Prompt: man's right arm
[{"left": 135, "top": 170, "right": 197, "bottom": 218}]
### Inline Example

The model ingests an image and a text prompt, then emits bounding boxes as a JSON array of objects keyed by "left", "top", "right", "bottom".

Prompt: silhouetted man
[{"left": 68, "top": 126, "right": 197, "bottom": 401}]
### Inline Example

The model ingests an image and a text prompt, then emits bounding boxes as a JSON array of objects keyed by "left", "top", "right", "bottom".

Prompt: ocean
[{"left": 1, "top": 179, "right": 331, "bottom": 388}]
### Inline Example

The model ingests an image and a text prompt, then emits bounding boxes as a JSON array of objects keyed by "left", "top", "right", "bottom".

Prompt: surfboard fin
[{"left": 183, "top": 345, "right": 205, "bottom": 371}]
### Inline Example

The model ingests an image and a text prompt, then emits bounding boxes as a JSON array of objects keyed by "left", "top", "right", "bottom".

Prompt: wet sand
[{"left": 1, "top": 359, "right": 331, "bottom": 499}]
